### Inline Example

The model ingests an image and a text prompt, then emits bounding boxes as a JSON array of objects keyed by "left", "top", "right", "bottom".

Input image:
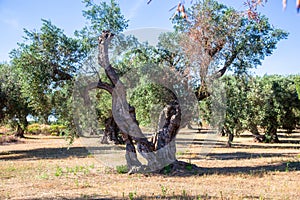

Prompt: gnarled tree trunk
[{"left": 97, "top": 31, "right": 182, "bottom": 173}]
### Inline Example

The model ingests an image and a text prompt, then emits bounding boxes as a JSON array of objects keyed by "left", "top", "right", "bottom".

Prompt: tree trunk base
[
  {"left": 14, "top": 125, "right": 25, "bottom": 138},
  {"left": 127, "top": 160, "right": 202, "bottom": 176},
  {"left": 253, "top": 134, "right": 266, "bottom": 143},
  {"left": 101, "top": 117, "right": 124, "bottom": 145}
]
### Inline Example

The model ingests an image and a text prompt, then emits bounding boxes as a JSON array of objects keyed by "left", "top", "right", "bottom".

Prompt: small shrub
[
  {"left": 128, "top": 191, "right": 136, "bottom": 200},
  {"left": 40, "top": 124, "right": 51, "bottom": 135},
  {"left": 285, "top": 162, "right": 290, "bottom": 172},
  {"left": 27, "top": 123, "right": 41, "bottom": 135},
  {"left": 182, "top": 189, "right": 187, "bottom": 196},
  {"left": 55, "top": 166, "right": 63, "bottom": 177},
  {"left": 27, "top": 123, "right": 67, "bottom": 135},
  {"left": 50, "top": 124, "right": 67, "bottom": 136},
  {"left": 27, "top": 123, "right": 51, "bottom": 135},
  {"left": 116, "top": 165, "right": 128, "bottom": 174},
  {"left": 39, "top": 173, "right": 49, "bottom": 179},
  {"left": 161, "top": 185, "right": 168, "bottom": 197}
]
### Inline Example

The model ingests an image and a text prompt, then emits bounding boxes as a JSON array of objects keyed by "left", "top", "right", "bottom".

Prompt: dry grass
[
  {"left": 0, "top": 126, "right": 18, "bottom": 145},
  {"left": 0, "top": 129, "right": 299, "bottom": 200},
  {"left": 0, "top": 135, "right": 19, "bottom": 145}
]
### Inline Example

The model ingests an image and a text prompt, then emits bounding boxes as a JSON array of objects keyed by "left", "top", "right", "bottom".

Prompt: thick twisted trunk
[
  {"left": 98, "top": 31, "right": 156, "bottom": 172},
  {"left": 97, "top": 31, "right": 182, "bottom": 173}
]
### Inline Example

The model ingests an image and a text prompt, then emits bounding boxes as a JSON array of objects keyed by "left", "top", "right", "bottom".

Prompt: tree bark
[
  {"left": 249, "top": 123, "right": 266, "bottom": 143},
  {"left": 264, "top": 124, "right": 279, "bottom": 143},
  {"left": 152, "top": 101, "right": 181, "bottom": 167},
  {"left": 227, "top": 132, "right": 234, "bottom": 147},
  {"left": 14, "top": 124, "right": 25, "bottom": 138},
  {"left": 101, "top": 116, "right": 124, "bottom": 144}
]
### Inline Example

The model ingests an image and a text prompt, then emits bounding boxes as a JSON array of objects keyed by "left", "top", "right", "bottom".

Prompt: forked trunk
[{"left": 97, "top": 31, "right": 182, "bottom": 173}]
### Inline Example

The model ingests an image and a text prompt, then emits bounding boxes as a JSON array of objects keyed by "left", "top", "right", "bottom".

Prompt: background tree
[
  {"left": 0, "top": 63, "right": 32, "bottom": 137},
  {"left": 171, "top": 0, "right": 288, "bottom": 101},
  {"left": 258, "top": 75, "right": 300, "bottom": 142},
  {"left": 9, "top": 19, "right": 85, "bottom": 137},
  {"left": 200, "top": 74, "right": 300, "bottom": 144}
]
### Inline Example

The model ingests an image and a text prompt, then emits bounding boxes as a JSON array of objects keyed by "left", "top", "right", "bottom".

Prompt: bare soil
[{"left": 0, "top": 129, "right": 299, "bottom": 200}]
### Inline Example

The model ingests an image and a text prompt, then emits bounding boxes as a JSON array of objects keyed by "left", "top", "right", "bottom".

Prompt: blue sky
[{"left": 0, "top": 0, "right": 299, "bottom": 75}]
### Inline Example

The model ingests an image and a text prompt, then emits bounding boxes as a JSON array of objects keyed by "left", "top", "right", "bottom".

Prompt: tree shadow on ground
[
  {"left": 197, "top": 152, "right": 297, "bottom": 160},
  {"left": 0, "top": 147, "right": 90, "bottom": 160},
  {"left": 183, "top": 134, "right": 300, "bottom": 149},
  {"left": 202, "top": 161, "right": 300, "bottom": 175},
  {"left": 153, "top": 160, "right": 300, "bottom": 177},
  {"left": 0, "top": 145, "right": 128, "bottom": 161},
  {"left": 232, "top": 143, "right": 300, "bottom": 149}
]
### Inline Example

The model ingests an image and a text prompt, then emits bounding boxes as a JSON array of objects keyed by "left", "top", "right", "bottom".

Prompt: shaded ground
[{"left": 0, "top": 129, "right": 300, "bottom": 199}]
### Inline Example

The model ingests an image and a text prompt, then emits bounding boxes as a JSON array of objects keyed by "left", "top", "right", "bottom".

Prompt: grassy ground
[{"left": 0, "top": 129, "right": 299, "bottom": 200}]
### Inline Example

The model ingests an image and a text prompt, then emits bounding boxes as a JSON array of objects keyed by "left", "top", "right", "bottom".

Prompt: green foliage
[
  {"left": 115, "top": 165, "right": 128, "bottom": 174},
  {"left": 201, "top": 75, "right": 300, "bottom": 141},
  {"left": 95, "top": 90, "right": 112, "bottom": 127},
  {"left": 82, "top": 0, "right": 128, "bottom": 34},
  {"left": 27, "top": 123, "right": 66, "bottom": 135},
  {"left": 50, "top": 124, "right": 67, "bottom": 135},
  {"left": 76, "top": 0, "right": 128, "bottom": 50},
  {"left": 128, "top": 191, "right": 136, "bottom": 200},
  {"left": 54, "top": 165, "right": 93, "bottom": 177},
  {"left": 162, "top": 165, "right": 172, "bottom": 175},
  {"left": 172, "top": 0, "right": 288, "bottom": 92},
  {"left": 185, "top": 164, "right": 193, "bottom": 171},
  {"left": 294, "top": 75, "right": 300, "bottom": 100},
  {"left": 0, "top": 63, "right": 31, "bottom": 133},
  {"left": 161, "top": 185, "right": 168, "bottom": 197},
  {"left": 6, "top": 0, "right": 129, "bottom": 139},
  {"left": 27, "top": 123, "right": 42, "bottom": 135},
  {"left": 9, "top": 19, "right": 84, "bottom": 131},
  {"left": 38, "top": 172, "right": 49, "bottom": 180},
  {"left": 129, "top": 83, "right": 173, "bottom": 126},
  {"left": 55, "top": 166, "right": 63, "bottom": 177},
  {"left": 0, "top": 0, "right": 293, "bottom": 145}
]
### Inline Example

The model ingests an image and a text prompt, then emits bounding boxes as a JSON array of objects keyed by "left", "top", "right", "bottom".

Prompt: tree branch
[
  {"left": 98, "top": 31, "right": 119, "bottom": 86},
  {"left": 52, "top": 64, "right": 73, "bottom": 81},
  {"left": 86, "top": 80, "right": 113, "bottom": 94},
  {"left": 195, "top": 49, "right": 239, "bottom": 101}
]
